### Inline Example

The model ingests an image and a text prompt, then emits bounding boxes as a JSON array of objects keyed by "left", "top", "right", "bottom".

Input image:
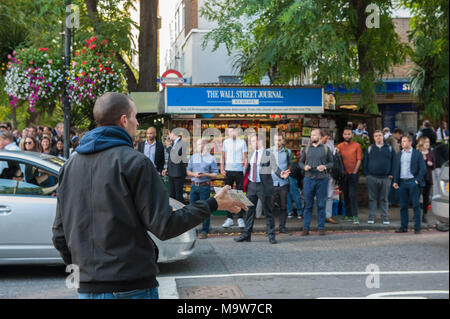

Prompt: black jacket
[
  {"left": 167, "top": 139, "right": 188, "bottom": 178},
  {"left": 137, "top": 140, "right": 165, "bottom": 173},
  {"left": 52, "top": 126, "right": 217, "bottom": 293},
  {"left": 244, "top": 149, "right": 283, "bottom": 196}
]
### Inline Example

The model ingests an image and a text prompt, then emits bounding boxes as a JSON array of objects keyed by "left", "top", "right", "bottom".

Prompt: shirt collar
[
  {"left": 145, "top": 140, "right": 156, "bottom": 146},
  {"left": 402, "top": 148, "right": 412, "bottom": 154}
]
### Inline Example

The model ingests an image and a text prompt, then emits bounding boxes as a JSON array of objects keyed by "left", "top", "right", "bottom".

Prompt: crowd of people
[
  {"left": 138, "top": 120, "right": 449, "bottom": 243},
  {"left": 0, "top": 121, "right": 81, "bottom": 159},
  {"left": 1, "top": 117, "right": 449, "bottom": 243}
]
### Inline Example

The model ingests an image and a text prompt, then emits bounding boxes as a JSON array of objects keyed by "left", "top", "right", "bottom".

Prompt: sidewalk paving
[{"left": 202, "top": 207, "right": 442, "bottom": 235}]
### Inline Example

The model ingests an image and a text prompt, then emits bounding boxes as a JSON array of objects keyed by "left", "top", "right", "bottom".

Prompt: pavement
[{"left": 202, "top": 206, "right": 443, "bottom": 235}]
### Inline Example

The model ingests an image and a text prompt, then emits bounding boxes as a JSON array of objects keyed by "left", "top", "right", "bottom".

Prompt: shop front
[{"left": 162, "top": 85, "right": 346, "bottom": 206}]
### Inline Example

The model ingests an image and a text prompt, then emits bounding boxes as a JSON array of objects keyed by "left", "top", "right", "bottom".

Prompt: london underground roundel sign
[{"left": 159, "top": 69, "right": 185, "bottom": 87}]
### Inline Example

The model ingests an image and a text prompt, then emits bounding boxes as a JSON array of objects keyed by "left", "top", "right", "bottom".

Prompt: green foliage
[
  {"left": 0, "top": 0, "right": 137, "bottom": 129},
  {"left": 201, "top": 0, "right": 409, "bottom": 113},
  {"left": 403, "top": 0, "right": 449, "bottom": 123}
]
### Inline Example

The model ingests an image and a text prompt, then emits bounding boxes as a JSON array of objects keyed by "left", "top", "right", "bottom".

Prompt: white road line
[{"left": 157, "top": 270, "right": 449, "bottom": 299}]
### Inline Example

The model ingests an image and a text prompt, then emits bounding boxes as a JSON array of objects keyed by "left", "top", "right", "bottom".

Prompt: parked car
[
  {"left": 432, "top": 161, "right": 449, "bottom": 225},
  {"left": 0, "top": 150, "right": 197, "bottom": 265}
]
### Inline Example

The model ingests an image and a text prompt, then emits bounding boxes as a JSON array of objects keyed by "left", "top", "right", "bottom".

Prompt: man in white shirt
[{"left": 221, "top": 126, "right": 248, "bottom": 228}]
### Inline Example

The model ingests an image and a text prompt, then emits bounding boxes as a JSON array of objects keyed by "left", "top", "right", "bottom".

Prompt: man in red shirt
[{"left": 337, "top": 127, "right": 363, "bottom": 224}]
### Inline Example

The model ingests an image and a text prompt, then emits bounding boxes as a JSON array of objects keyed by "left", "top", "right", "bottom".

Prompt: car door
[{"left": 0, "top": 159, "right": 61, "bottom": 263}]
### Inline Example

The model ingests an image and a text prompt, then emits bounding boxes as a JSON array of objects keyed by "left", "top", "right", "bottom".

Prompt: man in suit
[
  {"left": 393, "top": 135, "right": 427, "bottom": 234},
  {"left": 234, "top": 134, "right": 288, "bottom": 244},
  {"left": 162, "top": 128, "right": 188, "bottom": 203},
  {"left": 137, "top": 127, "right": 165, "bottom": 174}
]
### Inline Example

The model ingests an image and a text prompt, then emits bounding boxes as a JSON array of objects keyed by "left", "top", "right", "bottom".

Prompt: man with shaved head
[
  {"left": 52, "top": 92, "right": 247, "bottom": 299},
  {"left": 137, "top": 126, "right": 165, "bottom": 174}
]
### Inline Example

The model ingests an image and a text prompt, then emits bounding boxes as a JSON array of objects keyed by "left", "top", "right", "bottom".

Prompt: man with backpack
[
  {"left": 321, "top": 129, "right": 340, "bottom": 224},
  {"left": 289, "top": 129, "right": 334, "bottom": 236},
  {"left": 363, "top": 130, "right": 397, "bottom": 225}
]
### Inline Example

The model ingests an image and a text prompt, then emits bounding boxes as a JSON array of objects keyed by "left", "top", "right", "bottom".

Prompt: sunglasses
[
  {"left": 14, "top": 173, "right": 24, "bottom": 178},
  {"left": 25, "top": 141, "right": 34, "bottom": 145}
]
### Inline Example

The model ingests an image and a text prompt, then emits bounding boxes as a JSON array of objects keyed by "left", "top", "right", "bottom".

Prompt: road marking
[{"left": 157, "top": 270, "right": 449, "bottom": 299}]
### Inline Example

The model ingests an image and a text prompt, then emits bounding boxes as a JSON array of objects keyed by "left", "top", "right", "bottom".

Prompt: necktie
[{"left": 252, "top": 150, "right": 258, "bottom": 182}]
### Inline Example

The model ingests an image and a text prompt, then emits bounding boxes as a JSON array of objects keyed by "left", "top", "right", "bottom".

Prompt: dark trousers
[
  {"left": 422, "top": 183, "right": 432, "bottom": 216},
  {"left": 224, "top": 170, "right": 244, "bottom": 219},
  {"left": 243, "top": 182, "right": 276, "bottom": 239},
  {"left": 343, "top": 173, "right": 359, "bottom": 218},
  {"left": 272, "top": 184, "right": 289, "bottom": 228},
  {"left": 169, "top": 176, "right": 185, "bottom": 203},
  {"left": 399, "top": 179, "right": 421, "bottom": 230},
  {"left": 303, "top": 177, "right": 328, "bottom": 231},
  {"left": 190, "top": 184, "right": 212, "bottom": 234}
]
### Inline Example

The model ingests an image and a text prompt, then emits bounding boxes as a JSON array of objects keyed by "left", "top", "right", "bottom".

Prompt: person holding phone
[{"left": 187, "top": 138, "right": 219, "bottom": 238}]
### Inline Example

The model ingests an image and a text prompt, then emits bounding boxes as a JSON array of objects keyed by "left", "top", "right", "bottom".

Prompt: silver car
[
  {"left": 432, "top": 161, "right": 449, "bottom": 225},
  {"left": 0, "top": 150, "right": 197, "bottom": 265}
]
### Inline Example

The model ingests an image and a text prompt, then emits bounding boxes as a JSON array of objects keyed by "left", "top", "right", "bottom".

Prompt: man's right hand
[
  {"left": 162, "top": 169, "right": 167, "bottom": 176},
  {"left": 393, "top": 183, "right": 399, "bottom": 189},
  {"left": 220, "top": 168, "right": 227, "bottom": 177},
  {"left": 304, "top": 165, "right": 311, "bottom": 171},
  {"left": 214, "top": 185, "right": 248, "bottom": 213}
]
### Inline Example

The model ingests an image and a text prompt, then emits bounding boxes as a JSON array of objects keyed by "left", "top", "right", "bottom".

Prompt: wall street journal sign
[{"left": 165, "top": 87, "right": 324, "bottom": 114}]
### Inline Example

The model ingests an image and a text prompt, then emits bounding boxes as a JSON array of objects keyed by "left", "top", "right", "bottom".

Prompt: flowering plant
[
  {"left": 4, "top": 48, "right": 64, "bottom": 111},
  {"left": 67, "top": 36, "right": 126, "bottom": 107}
]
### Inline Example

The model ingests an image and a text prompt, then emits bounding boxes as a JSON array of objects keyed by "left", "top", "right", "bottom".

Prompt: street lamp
[{"left": 63, "top": 0, "right": 71, "bottom": 159}]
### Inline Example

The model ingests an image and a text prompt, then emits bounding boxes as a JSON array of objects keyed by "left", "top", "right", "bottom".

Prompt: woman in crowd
[
  {"left": 51, "top": 138, "right": 65, "bottom": 159},
  {"left": 40, "top": 136, "right": 52, "bottom": 154},
  {"left": 21, "top": 136, "right": 41, "bottom": 152},
  {"left": 416, "top": 136, "right": 436, "bottom": 223}
]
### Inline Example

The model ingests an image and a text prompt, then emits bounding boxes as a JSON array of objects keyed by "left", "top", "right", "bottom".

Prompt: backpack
[{"left": 331, "top": 151, "right": 345, "bottom": 185}]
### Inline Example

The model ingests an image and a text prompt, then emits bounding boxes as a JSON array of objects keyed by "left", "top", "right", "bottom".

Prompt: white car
[
  {"left": 432, "top": 161, "right": 449, "bottom": 225},
  {"left": 0, "top": 150, "right": 197, "bottom": 265}
]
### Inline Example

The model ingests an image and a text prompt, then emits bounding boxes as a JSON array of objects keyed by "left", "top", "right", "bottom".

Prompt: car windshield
[{"left": 39, "top": 154, "right": 66, "bottom": 167}]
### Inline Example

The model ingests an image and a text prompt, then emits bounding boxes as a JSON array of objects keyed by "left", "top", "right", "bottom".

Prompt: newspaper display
[{"left": 214, "top": 187, "right": 255, "bottom": 207}]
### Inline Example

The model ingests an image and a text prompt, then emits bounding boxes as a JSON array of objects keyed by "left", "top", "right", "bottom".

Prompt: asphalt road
[{"left": 0, "top": 230, "right": 448, "bottom": 299}]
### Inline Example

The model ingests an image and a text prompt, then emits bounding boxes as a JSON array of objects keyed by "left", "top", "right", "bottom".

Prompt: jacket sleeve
[
  {"left": 52, "top": 167, "right": 72, "bottom": 265},
  {"left": 362, "top": 148, "right": 369, "bottom": 177},
  {"left": 132, "top": 157, "right": 215, "bottom": 241},
  {"left": 389, "top": 148, "right": 396, "bottom": 177},
  {"left": 325, "top": 146, "right": 334, "bottom": 169},
  {"left": 416, "top": 151, "right": 427, "bottom": 186},
  {"left": 393, "top": 153, "right": 400, "bottom": 184}
]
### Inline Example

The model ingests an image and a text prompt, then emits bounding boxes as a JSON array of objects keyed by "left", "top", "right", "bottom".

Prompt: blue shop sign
[
  {"left": 165, "top": 87, "right": 324, "bottom": 114},
  {"left": 325, "top": 80, "right": 411, "bottom": 94}
]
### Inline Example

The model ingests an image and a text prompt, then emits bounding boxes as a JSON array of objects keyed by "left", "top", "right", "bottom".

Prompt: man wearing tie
[
  {"left": 137, "top": 127, "right": 165, "bottom": 174},
  {"left": 234, "top": 134, "right": 288, "bottom": 244}
]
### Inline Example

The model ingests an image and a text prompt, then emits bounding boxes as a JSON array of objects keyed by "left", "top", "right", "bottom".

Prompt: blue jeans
[
  {"left": 287, "top": 177, "right": 303, "bottom": 216},
  {"left": 190, "top": 184, "right": 212, "bottom": 234},
  {"left": 399, "top": 180, "right": 421, "bottom": 231},
  {"left": 78, "top": 287, "right": 159, "bottom": 299},
  {"left": 303, "top": 177, "right": 328, "bottom": 230}
]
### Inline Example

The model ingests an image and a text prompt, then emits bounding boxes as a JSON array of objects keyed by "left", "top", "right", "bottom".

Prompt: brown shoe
[
  {"left": 319, "top": 230, "right": 326, "bottom": 236},
  {"left": 199, "top": 232, "right": 208, "bottom": 239},
  {"left": 301, "top": 230, "right": 310, "bottom": 236},
  {"left": 326, "top": 218, "right": 338, "bottom": 224}
]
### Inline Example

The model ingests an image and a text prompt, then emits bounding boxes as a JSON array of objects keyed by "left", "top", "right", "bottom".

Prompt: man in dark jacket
[
  {"left": 363, "top": 130, "right": 397, "bottom": 225},
  {"left": 162, "top": 128, "right": 188, "bottom": 202},
  {"left": 234, "top": 134, "right": 287, "bottom": 244},
  {"left": 137, "top": 126, "right": 165, "bottom": 174},
  {"left": 52, "top": 92, "right": 247, "bottom": 299},
  {"left": 289, "top": 129, "right": 334, "bottom": 236},
  {"left": 393, "top": 135, "right": 427, "bottom": 234}
]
